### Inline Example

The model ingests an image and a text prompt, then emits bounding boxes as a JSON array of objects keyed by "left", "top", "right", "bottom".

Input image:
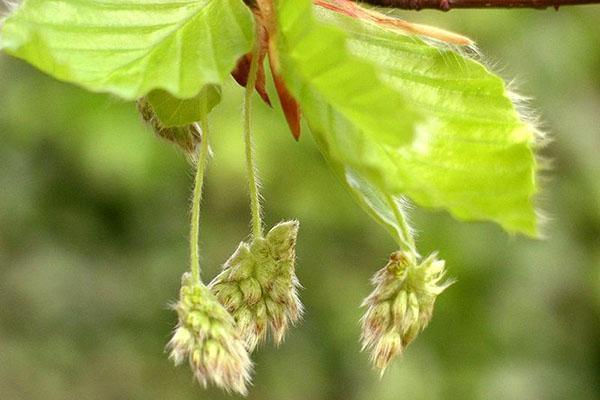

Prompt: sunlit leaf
[
  {"left": 271, "top": 0, "right": 419, "bottom": 148},
  {"left": 0, "top": 0, "right": 253, "bottom": 99},
  {"left": 278, "top": 2, "right": 539, "bottom": 236}
]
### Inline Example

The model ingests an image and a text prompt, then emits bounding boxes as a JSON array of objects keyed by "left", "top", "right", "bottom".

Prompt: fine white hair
[{"left": 1, "top": 0, "right": 21, "bottom": 28}]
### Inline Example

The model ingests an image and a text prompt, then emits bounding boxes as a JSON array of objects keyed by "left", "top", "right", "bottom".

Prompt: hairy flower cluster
[
  {"left": 167, "top": 273, "right": 252, "bottom": 395},
  {"left": 137, "top": 97, "right": 201, "bottom": 154},
  {"left": 361, "top": 251, "right": 452, "bottom": 372},
  {"left": 210, "top": 221, "right": 302, "bottom": 351}
]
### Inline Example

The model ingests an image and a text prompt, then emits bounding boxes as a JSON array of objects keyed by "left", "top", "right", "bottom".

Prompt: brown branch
[{"left": 359, "top": 0, "right": 600, "bottom": 11}]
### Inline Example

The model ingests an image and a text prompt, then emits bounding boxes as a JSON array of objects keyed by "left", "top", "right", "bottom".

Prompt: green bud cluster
[
  {"left": 168, "top": 273, "right": 253, "bottom": 395},
  {"left": 361, "top": 251, "right": 452, "bottom": 372},
  {"left": 137, "top": 97, "right": 201, "bottom": 154},
  {"left": 209, "top": 221, "right": 302, "bottom": 351}
]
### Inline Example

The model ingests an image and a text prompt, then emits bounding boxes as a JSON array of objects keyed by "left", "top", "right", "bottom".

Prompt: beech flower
[
  {"left": 210, "top": 221, "right": 302, "bottom": 350},
  {"left": 361, "top": 251, "right": 453, "bottom": 373},
  {"left": 168, "top": 273, "right": 253, "bottom": 395}
]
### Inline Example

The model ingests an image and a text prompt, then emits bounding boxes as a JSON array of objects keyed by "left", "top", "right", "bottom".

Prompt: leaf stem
[
  {"left": 357, "top": 0, "right": 599, "bottom": 10},
  {"left": 190, "top": 96, "right": 210, "bottom": 285},
  {"left": 385, "top": 194, "right": 417, "bottom": 255},
  {"left": 243, "top": 27, "right": 264, "bottom": 239}
]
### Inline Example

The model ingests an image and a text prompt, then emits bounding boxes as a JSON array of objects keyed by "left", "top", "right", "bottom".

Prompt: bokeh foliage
[{"left": 0, "top": 5, "right": 599, "bottom": 400}]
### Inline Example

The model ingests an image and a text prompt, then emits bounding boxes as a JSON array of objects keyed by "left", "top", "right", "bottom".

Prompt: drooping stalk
[
  {"left": 359, "top": 0, "right": 599, "bottom": 10},
  {"left": 189, "top": 95, "right": 210, "bottom": 285},
  {"left": 243, "top": 26, "right": 264, "bottom": 239},
  {"left": 385, "top": 194, "right": 417, "bottom": 255}
]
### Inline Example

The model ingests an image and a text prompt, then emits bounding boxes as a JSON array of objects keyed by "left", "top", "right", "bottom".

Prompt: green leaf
[
  {"left": 344, "top": 170, "right": 414, "bottom": 251},
  {"left": 147, "top": 84, "right": 222, "bottom": 128},
  {"left": 308, "top": 104, "right": 415, "bottom": 249},
  {"left": 272, "top": 0, "right": 419, "bottom": 148},
  {"left": 0, "top": 0, "right": 253, "bottom": 100},
  {"left": 299, "top": 5, "right": 539, "bottom": 236}
]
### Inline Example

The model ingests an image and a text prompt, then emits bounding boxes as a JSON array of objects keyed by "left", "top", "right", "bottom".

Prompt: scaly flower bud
[
  {"left": 209, "top": 221, "right": 302, "bottom": 351},
  {"left": 361, "top": 251, "right": 453, "bottom": 373},
  {"left": 167, "top": 273, "right": 253, "bottom": 395}
]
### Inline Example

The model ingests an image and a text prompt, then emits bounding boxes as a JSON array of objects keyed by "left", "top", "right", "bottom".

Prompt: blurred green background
[{"left": 1, "top": 4, "right": 599, "bottom": 400}]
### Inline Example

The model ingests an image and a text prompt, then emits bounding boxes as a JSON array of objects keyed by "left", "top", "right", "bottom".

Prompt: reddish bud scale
[
  {"left": 234, "top": 0, "right": 303, "bottom": 140},
  {"left": 314, "top": 0, "right": 473, "bottom": 45},
  {"left": 232, "top": 24, "right": 272, "bottom": 107},
  {"left": 270, "top": 68, "right": 302, "bottom": 140}
]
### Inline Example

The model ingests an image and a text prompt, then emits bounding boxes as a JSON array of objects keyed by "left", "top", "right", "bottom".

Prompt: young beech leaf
[
  {"left": 309, "top": 116, "right": 412, "bottom": 250},
  {"left": 0, "top": 0, "right": 253, "bottom": 100},
  {"left": 269, "top": 0, "right": 419, "bottom": 147},
  {"left": 147, "top": 85, "right": 222, "bottom": 128},
  {"left": 137, "top": 97, "right": 202, "bottom": 153},
  {"left": 307, "top": 5, "right": 540, "bottom": 237},
  {"left": 346, "top": 169, "right": 412, "bottom": 250}
]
